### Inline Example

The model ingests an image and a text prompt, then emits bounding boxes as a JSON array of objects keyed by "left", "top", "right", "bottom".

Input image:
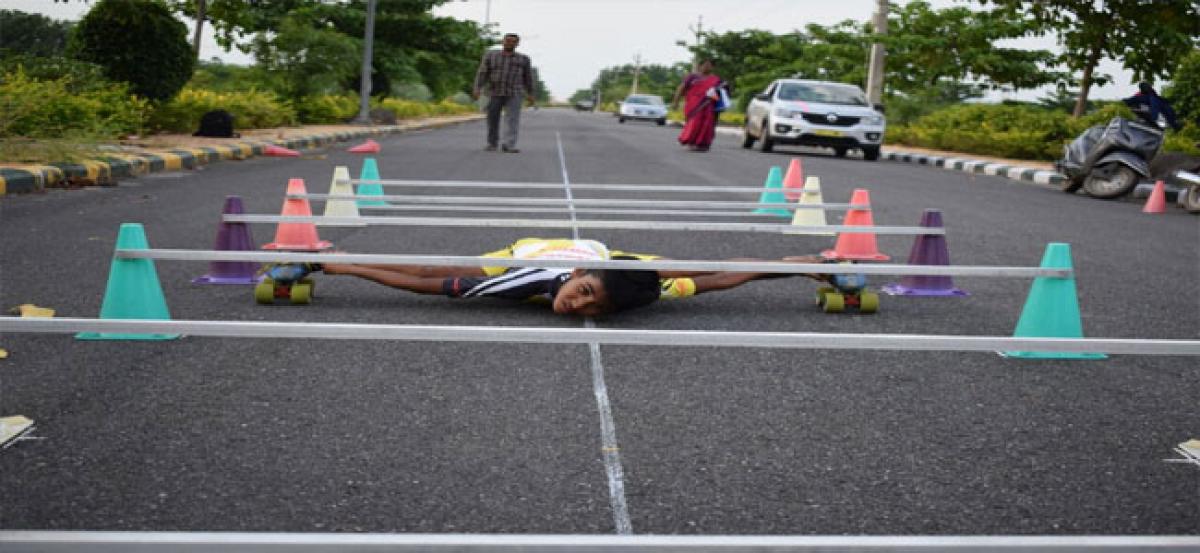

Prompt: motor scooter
[
  {"left": 1176, "top": 170, "right": 1200, "bottom": 213},
  {"left": 1056, "top": 115, "right": 1164, "bottom": 199}
]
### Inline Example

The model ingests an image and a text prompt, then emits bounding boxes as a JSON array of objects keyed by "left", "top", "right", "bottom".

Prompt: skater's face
[{"left": 553, "top": 270, "right": 610, "bottom": 316}]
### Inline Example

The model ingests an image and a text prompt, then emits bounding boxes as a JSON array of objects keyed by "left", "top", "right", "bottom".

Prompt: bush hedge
[
  {"left": 148, "top": 87, "right": 298, "bottom": 132},
  {"left": 0, "top": 69, "right": 147, "bottom": 138},
  {"left": 885, "top": 102, "right": 1143, "bottom": 160}
]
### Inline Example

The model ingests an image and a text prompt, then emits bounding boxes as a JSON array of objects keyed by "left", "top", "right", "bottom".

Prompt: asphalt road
[{"left": 1, "top": 109, "right": 1197, "bottom": 535}]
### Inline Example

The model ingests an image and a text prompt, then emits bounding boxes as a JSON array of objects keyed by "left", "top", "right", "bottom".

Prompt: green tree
[
  {"left": 0, "top": 10, "right": 74, "bottom": 57},
  {"left": 250, "top": 11, "right": 360, "bottom": 102},
  {"left": 1163, "top": 49, "right": 1200, "bottom": 125},
  {"left": 981, "top": 0, "right": 1200, "bottom": 116},
  {"left": 68, "top": 0, "right": 195, "bottom": 101},
  {"left": 588, "top": 63, "right": 686, "bottom": 107}
]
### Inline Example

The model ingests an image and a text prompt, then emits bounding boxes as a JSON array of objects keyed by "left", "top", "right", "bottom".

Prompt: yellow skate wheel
[
  {"left": 822, "top": 292, "right": 844, "bottom": 313},
  {"left": 290, "top": 283, "right": 313, "bottom": 305},
  {"left": 815, "top": 286, "right": 835, "bottom": 305},
  {"left": 255, "top": 280, "right": 276, "bottom": 304},
  {"left": 859, "top": 292, "right": 880, "bottom": 314}
]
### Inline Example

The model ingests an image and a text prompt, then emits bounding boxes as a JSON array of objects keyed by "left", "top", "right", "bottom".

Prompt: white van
[{"left": 743, "top": 79, "right": 885, "bottom": 161}]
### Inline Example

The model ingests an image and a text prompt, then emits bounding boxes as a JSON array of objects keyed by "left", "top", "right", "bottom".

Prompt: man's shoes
[
  {"left": 485, "top": 144, "right": 497, "bottom": 151},
  {"left": 501, "top": 145, "right": 520, "bottom": 153}
]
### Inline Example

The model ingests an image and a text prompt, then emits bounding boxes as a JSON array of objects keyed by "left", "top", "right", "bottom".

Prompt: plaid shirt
[{"left": 474, "top": 49, "right": 535, "bottom": 98}]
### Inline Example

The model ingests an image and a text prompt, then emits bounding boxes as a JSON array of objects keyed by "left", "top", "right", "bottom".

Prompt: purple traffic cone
[
  {"left": 192, "top": 196, "right": 259, "bottom": 285},
  {"left": 881, "top": 209, "right": 967, "bottom": 296}
]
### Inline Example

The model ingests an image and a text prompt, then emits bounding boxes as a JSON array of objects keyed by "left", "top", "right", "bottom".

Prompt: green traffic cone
[
  {"left": 752, "top": 166, "right": 791, "bottom": 217},
  {"left": 356, "top": 157, "right": 387, "bottom": 207},
  {"left": 77, "top": 223, "right": 179, "bottom": 341},
  {"left": 1002, "top": 243, "right": 1105, "bottom": 359}
]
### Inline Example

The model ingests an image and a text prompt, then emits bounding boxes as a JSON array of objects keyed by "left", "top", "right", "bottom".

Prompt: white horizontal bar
[
  {"left": 4, "top": 319, "right": 1197, "bottom": 355},
  {"left": 116, "top": 249, "right": 1070, "bottom": 278},
  {"left": 360, "top": 204, "right": 790, "bottom": 218},
  {"left": 347, "top": 178, "right": 798, "bottom": 195},
  {"left": 4, "top": 531, "right": 1200, "bottom": 552},
  {"left": 299, "top": 193, "right": 864, "bottom": 211},
  {"left": 223, "top": 215, "right": 945, "bottom": 235}
]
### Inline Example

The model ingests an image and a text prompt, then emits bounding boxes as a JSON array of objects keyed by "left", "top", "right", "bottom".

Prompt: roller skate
[
  {"left": 815, "top": 261, "right": 879, "bottom": 314},
  {"left": 255, "top": 262, "right": 322, "bottom": 305}
]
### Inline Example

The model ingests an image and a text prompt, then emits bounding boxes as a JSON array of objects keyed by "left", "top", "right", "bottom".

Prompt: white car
[
  {"left": 618, "top": 94, "right": 668, "bottom": 125},
  {"left": 743, "top": 79, "right": 885, "bottom": 161}
]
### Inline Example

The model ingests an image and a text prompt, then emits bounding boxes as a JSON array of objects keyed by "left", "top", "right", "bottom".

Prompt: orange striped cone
[
  {"left": 821, "top": 188, "right": 889, "bottom": 261},
  {"left": 263, "top": 178, "right": 332, "bottom": 251}
]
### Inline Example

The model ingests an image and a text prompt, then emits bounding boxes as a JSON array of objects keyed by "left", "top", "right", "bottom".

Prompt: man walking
[{"left": 473, "top": 33, "right": 536, "bottom": 153}]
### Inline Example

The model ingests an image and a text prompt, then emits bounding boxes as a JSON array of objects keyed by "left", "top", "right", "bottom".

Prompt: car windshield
[
  {"left": 623, "top": 96, "right": 664, "bottom": 105},
  {"left": 775, "top": 83, "right": 867, "bottom": 106}
]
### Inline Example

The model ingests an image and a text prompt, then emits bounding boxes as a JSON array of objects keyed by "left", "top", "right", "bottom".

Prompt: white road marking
[{"left": 556, "top": 131, "right": 634, "bottom": 535}]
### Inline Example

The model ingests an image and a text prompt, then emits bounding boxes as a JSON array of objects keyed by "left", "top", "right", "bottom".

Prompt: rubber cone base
[
  {"left": 263, "top": 241, "right": 332, "bottom": 251},
  {"left": 1000, "top": 350, "right": 1107, "bottom": 360},
  {"left": 821, "top": 249, "right": 889, "bottom": 261}
]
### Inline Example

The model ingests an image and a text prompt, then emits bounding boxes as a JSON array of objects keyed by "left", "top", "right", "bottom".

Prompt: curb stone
[{"left": 0, "top": 115, "right": 483, "bottom": 195}]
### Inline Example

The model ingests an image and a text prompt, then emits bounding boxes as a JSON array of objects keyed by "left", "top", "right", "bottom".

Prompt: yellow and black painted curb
[{"left": 0, "top": 116, "right": 481, "bottom": 195}]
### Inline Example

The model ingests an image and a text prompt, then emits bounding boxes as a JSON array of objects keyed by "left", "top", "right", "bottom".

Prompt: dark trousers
[{"left": 486, "top": 94, "right": 523, "bottom": 148}]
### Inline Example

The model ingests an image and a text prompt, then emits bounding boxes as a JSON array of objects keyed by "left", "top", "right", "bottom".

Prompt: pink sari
[{"left": 677, "top": 73, "right": 722, "bottom": 150}]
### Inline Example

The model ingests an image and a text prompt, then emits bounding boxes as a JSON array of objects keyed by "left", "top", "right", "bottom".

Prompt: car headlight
[
  {"left": 863, "top": 115, "right": 884, "bottom": 126},
  {"left": 774, "top": 108, "right": 803, "bottom": 119}
]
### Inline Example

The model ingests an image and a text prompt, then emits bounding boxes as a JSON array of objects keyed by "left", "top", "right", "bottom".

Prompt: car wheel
[
  {"left": 833, "top": 147, "right": 848, "bottom": 158},
  {"left": 759, "top": 121, "right": 774, "bottom": 153},
  {"left": 862, "top": 146, "right": 880, "bottom": 161},
  {"left": 656, "top": 118, "right": 666, "bottom": 126},
  {"left": 1083, "top": 163, "right": 1139, "bottom": 199},
  {"left": 742, "top": 125, "right": 756, "bottom": 149},
  {"left": 618, "top": 117, "right": 626, "bottom": 123}
]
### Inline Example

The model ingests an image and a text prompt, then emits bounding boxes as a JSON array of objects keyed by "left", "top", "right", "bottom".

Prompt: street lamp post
[
  {"left": 865, "top": 0, "right": 887, "bottom": 106},
  {"left": 353, "top": 0, "right": 378, "bottom": 124}
]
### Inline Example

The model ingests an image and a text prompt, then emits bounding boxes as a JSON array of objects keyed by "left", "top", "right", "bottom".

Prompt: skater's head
[{"left": 553, "top": 256, "right": 660, "bottom": 316}]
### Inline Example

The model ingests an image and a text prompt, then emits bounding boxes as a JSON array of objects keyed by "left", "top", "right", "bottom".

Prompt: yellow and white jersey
[{"left": 480, "top": 238, "right": 696, "bottom": 299}]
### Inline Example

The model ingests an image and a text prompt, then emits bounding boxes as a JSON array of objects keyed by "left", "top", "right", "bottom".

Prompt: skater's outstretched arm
[{"left": 322, "top": 264, "right": 446, "bottom": 294}]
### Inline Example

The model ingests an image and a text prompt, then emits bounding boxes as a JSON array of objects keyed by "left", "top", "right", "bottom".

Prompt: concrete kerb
[
  {"left": 0, "top": 115, "right": 483, "bottom": 195},
  {"left": 882, "top": 149, "right": 1182, "bottom": 203}
]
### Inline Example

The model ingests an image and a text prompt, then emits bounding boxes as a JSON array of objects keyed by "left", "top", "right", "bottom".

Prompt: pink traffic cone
[
  {"left": 782, "top": 158, "right": 804, "bottom": 200},
  {"left": 348, "top": 139, "right": 381, "bottom": 154},
  {"left": 821, "top": 188, "right": 889, "bottom": 261},
  {"left": 262, "top": 179, "right": 332, "bottom": 251}
]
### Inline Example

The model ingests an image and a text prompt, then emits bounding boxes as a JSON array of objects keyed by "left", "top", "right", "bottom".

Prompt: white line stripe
[
  {"left": 6, "top": 319, "right": 1199, "bottom": 355},
  {"left": 557, "top": 131, "right": 634, "bottom": 535}
]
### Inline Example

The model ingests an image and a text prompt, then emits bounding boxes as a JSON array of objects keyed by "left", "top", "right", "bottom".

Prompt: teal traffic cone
[
  {"left": 77, "top": 223, "right": 179, "bottom": 341},
  {"left": 1002, "top": 243, "right": 1105, "bottom": 359},
  {"left": 752, "top": 166, "right": 790, "bottom": 217},
  {"left": 356, "top": 157, "right": 387, "bottom": 207}
]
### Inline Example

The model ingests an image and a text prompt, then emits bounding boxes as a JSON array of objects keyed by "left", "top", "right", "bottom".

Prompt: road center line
[{"left": 556, "top": 131, "right": 634, "bottom": 535}]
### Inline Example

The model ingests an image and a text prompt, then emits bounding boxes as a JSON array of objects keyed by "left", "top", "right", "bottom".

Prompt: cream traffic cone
[
  {"left": 790, "top": 176, "right": 834, "bottom": 235},
  {"left": 323, "top": 166, "right": 363, "bottom": 222}
]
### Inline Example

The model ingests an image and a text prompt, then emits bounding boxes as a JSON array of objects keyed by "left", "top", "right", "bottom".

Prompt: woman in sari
[{"left": 670, "top": 58, "right": 724, "bottom": 151}]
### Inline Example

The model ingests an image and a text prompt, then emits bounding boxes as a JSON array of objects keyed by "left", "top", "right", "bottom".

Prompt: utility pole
[
  {"left": 353, "top": 0, "right": 378, "bottom": 124},
  {"left": 865, "top": 0, "right": 887, "bottom": 107},
  {"left": 630, "top": 53, "right": 643, "bottom": 95}
]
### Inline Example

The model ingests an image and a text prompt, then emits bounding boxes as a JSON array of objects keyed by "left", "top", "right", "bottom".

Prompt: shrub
[
  {"left": 295, "top": 94, "right": 359, "bottom": 124},
  {"left": 68, "top": 0, "right": 194, "bottom": 102},
  {"left": 0, "top": 55, "right": 107, "bottom": 92},
  {"left": 0, "top": 68, "right": 147, "bottom": 139},
  {"left": 148, "top": 87, "right": 296, "bottom": 132}
]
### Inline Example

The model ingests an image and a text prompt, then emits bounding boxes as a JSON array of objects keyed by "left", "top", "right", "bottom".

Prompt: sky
[{"left": 11, "top": 0, "right": 1136, "bottom": 103}]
